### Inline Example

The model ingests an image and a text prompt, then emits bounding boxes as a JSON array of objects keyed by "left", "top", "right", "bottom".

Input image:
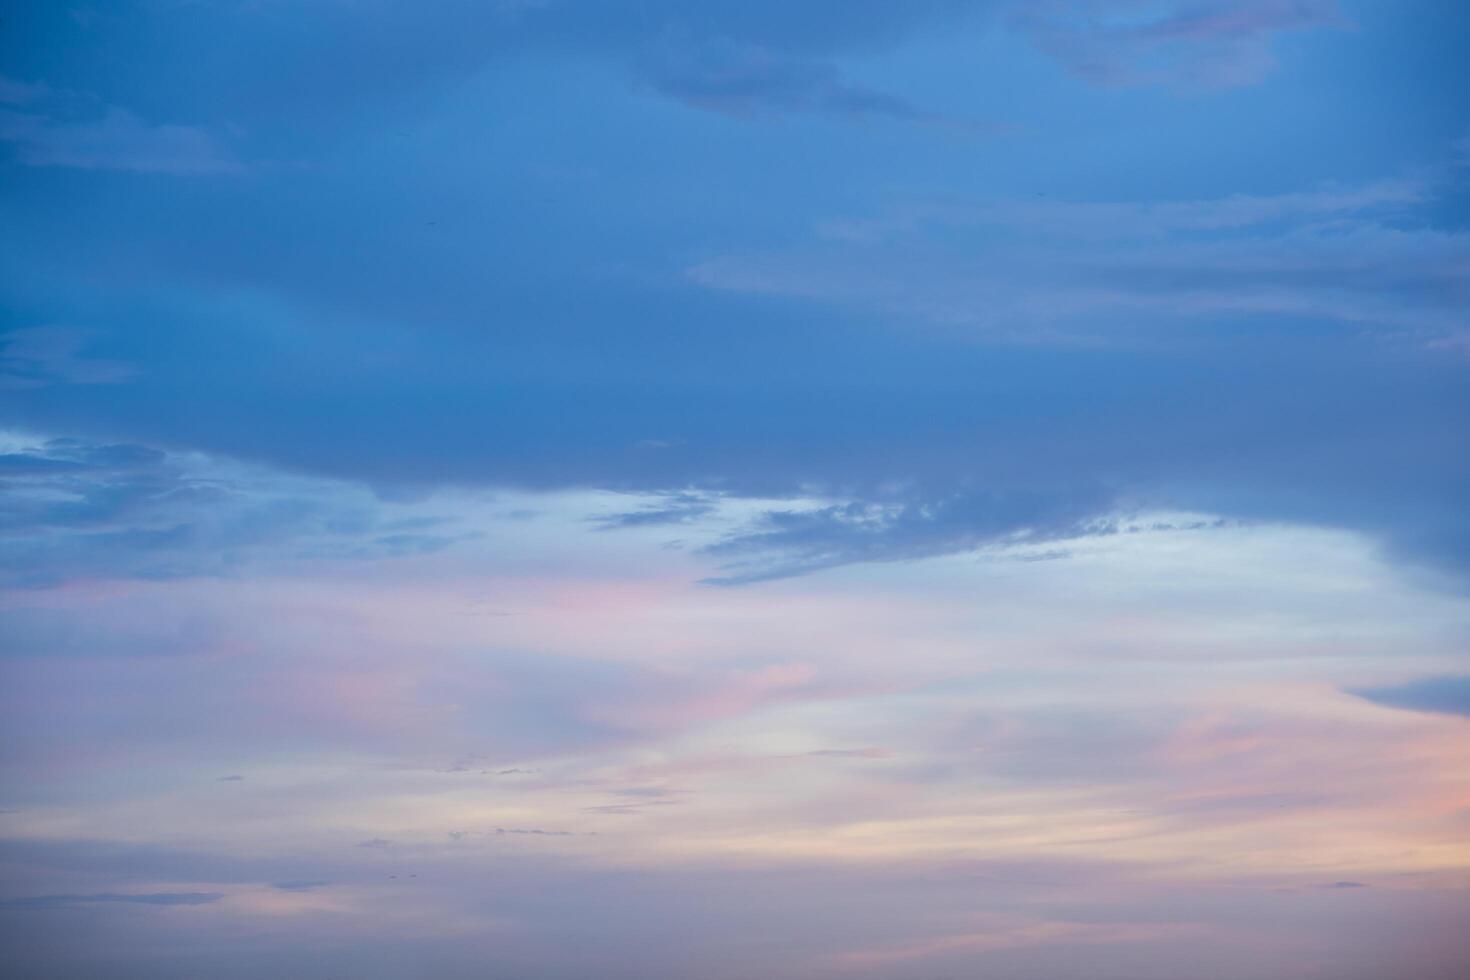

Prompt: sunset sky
[{"left": 2, "top": 2, "right": 1468, "bottom": 977}]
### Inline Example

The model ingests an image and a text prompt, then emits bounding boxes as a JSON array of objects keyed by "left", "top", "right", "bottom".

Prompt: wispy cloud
[
  {"left": 592, "top": 492, "right": 717, "bottom": 530},
  {"left": 634, "top": 38, "right": 991, "bottom": 132},
  {"left": 690, "top": 173, "right": 1466, "bottom": 347},
  {"left": 0, "top": 327, "right": 137, "bottom": 390},
  {"left": 271, "top": 880, "right": 330, "bottom": 892},
  {"left": 0, "top": 78, "right": 240, "bottom": 175},
  {"left": 0, "top": 434, "right": 468, "bottom": 588},
  {"left": 829, "top": 916, "right": 1204, "bottom": 969},
  {"left": 1348, "top": 676, "right": 1470, "bottom": 718},
  {"left": 0, "top": 891, "right": 224, "bottom": 910},
  {"left": 1011, "top": 0, "right": 1348, "bottom": 89},
  {"left": 701, "top": 489, "right": 1115, "bottom": 583},
  {"left": 796, "top": 747, "right": 890, "bottom": 759}
]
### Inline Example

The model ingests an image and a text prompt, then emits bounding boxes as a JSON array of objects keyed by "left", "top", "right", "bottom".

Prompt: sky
[{"left": 1, "top": 1, "right": 1468, "bottom": 977}]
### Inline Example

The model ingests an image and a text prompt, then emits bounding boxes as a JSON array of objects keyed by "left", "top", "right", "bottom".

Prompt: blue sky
[{"left": 2, "top": 2, "right": 1469, "bottom": 978}]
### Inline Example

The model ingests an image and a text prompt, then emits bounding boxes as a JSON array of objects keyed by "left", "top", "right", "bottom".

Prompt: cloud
[
  {"left": 271, "top": 880, "right": 329, "bottom": 892},
  {"left": 593, "top": 492, "right": 716, "bottom": 530},
  {"left": 832, "top": 919, "right": 1204, "bottom": 969},
  {"left": 1348, "top": 676, "right": 1470, "bottom": 718},
  {"left": 0, "top": 891, "right": 224, "bottom": 910},
  {"left": 24, "top": 0, "right": 1331, "bottom": 147},
  {"left": 0, "top": 0, "right": 1347, "bottom": 198},
  {"left": 672, "top": 168, "right": 1470, "bottom": 582},
  {"left": 3, "top": 6, "right": 1464, "bottom": 600},
  {"left": 583, "top": 802, "right": 678, "bottom": 815},
  {"left": 612, "top": 786, "right": 673, "bottom": 797},
  {"left": 633, "top": 38, "right": 983, "bottom": 130},
  {"left": 0, "top": 600, "right": 223, "bottom": 661},
  {"left": 0, "top": 434, "right": 466, "bottom": 588},
  {"left": 799, "top": 748, "right": 890, "bottom": 759},
  {"left": 689, "top": 175, "right": 1463, "bottom": 344},
  {"left": 4, "top": 4, "right": 995, "bottom": 135},
  {"left": 0, "top": 327, "right": 137, "bottom": 390},
  {"left": 0, "top": 103, "right": 239, "bottom": 175},
  {"left": 1011, "top": 0, "right": 1347, "bottom": 89},
  {"left": 702, "top": 488, "right": 1115, "bottom": 583},
  {"left": 0, "top": 76, "right": 51, "bottom": 106}
]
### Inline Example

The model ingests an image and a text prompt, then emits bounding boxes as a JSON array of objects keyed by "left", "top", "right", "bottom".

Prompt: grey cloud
[
  {"left": 0, "top": 603, "right": 220, "bottom": 661},
  {"left": 690, "top": 176, "right": 1467, "bottom": 344},
  {"left": 584, "top": 800, "right": 679, "bottom": 815},
  {"left": 0, "top": 76, "right": 51, "bottom": 106},
  {"left": 0, "top": 435, "right": 466, "bottom": 588},
  {"left": 0, "top": 327, "right": 137, "bottom": 390},
  {"left": 612, "top": 787, "right": 672, "bottom": 798},
  {"left": 271, "top": 880, "right": 329, "bottom": 892},
  {"left": 593, "top": 492, "right": 716, "bottom": 530},
  {"left": 635, "top": 39, "right": 962, "bottom": 128},
  {"left": 19, "top": 0, "right": 1316, "bottom": 147},
  {"left": 1348, "top": 676, "right": 1470, "bottom": 719},
  {"left": 1011, "top": 0, "right": 1346, "bottom": 89},
  {"left": 800, "top": 748, "right": 891, "bottom": 759},
  {"left": 442, "top": 827, "right": 586, "bottom": 839},
  {"left": 674, "top": 170, "right": 1469, "bottom": 585},
  {"left": 367, "top": 532, "right": 467, "bottom": 556},
  {"left": 702, "top": 488, "right": 1115, "bottom": 584},
  {"left": 832, "top": 178, "right": 1428, "bottom": 241},
  {"left": 0, "top": 891, "right": 224, "bottom": 910},
  {"left": 0, "top": 837, "right": 342, "bottom": 887},
  {"left": 7, "top": 2, "right": 996, "bottom": 138},
  {"left": 0, "top": 104, "right": 239, "bottom": 175}
]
